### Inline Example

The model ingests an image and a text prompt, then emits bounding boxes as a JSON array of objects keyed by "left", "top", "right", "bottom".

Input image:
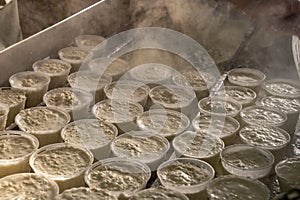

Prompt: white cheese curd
[
  {"left": 198, "top": 97, "right": 242, "bottom": 117},
  {"left": 62, "top": 119, "right": 117, "bottom": 149},
  {"left": 173, "top": 131, "right": 224, "bottom": 170},
  {"left": 9, "top": 72, "right": 50, "bottom": 88},
  {"left": 92, "top": 99, "right": 143, "bottom": 133},
  {"left": 129, "top": 63, "right": 172, "bottom": 86},
  {"left": 44, "top": 88, "right": 92, "bottom": 112},
  {"left": 221, "top": 144, "right": 274, "bottom": 179},
  {"left": 16, "top": 107, "right": 70, "bottom": 133},
  {"left": 75, "top": 35, "right": 106, "bottom": 51},
  {"left": 0, "top": 105, "right": 8, "bottom": 130},
  {"left": 0, "top": 88, "right": 26, "bottom": 107},
  {"left": 258, "top": 96, "right": 300, "bottom": 134},
  {"left": 192, "top": 114, "right": 239, "bottom": 145},
  {"left": 0, "top": 131, "right": 39, "bottom": 178},
  {"left": 239, "top": 125, "right": 290, "bottom": 163},
  {"left": 60, "top": 47, "right": 89, "bottom": 61},
  {"left": 33, "top": 59, "right": 71, "bottom": 90},
  {"left": 173, "top": 131, "right": 224, "bottom": 159},
  {"left": 9, "top": 71, "right": 50, "bottom": 107},
  {"left": 149, "top": 85, "right": 196, "bottom": 112},
  {"left": 43, "top": 87, "right": 93, "bottom": 120},
  {"left": 157, "top": 158, "right": 214, "bottom": 200},
  {"left": 229, "top": 71, "right": 261, "bottom": 83},
  {"left": 33, "top": 60, "right": 71, "bottom": 75},
  {"left": 240, "top": 105, "right": 287, "bottom": 127},
  {"left": 93, "top": 99, "right": 143, "bottom": 124},
  {"left": 222, "top": 147, "right": 271, "bottom": 169},
  {"left": 222, "top": 86, "right": 256, "bottom": 106},
  {"left": 276, "top": 158, "right": 300, "bottom": 191},
  {"left": 104, "top": 81, "right": 150, "bottom": 106},
  {"left": 58, "top": 47, "right": 90, "bottom": 73},
  {"left": 85, "top": 158, "right": 151, "bottom": 196},
  {"left": 173, "top": 70, "right": 216, "bottom": 89},
  {"left": 227, "top": 68, "right": 265, "bottom": 91},
  {"left": 207, "top": 175, "right": 270, "bottom": 200},
  {"left": 68, "top": 71, "right": 112, "bottom": 91},
  {"left": 89, "top": 57, "right": 129, "bottom": 81},
  {"left": 61, "top": 119, "right": 117, "bottom": 159},
  {"left": 262, "top": 79, "right": 300, "bottom": 98},
  {"left": 30, "top": 143, "right": 94, "bottom": 191},
  {"left": 239, "top": 125, "right": 290, "bottom": 149},
  {"left": 260, "top": 96, "right": 300, "bottom": 115},
  {"left": 68, "top": 70, "right": 112, "bottom": 102},
  {"left": 111, "top": 131, "right": 169, "bottom": 170},
  {"left": 0, "top": 173, "right": 59, "bottom": 200},
  {"left": 137, "top": 109, "right": 190, "bottom": 141},
  {"left": 0, "top": 87, "right": 26, "bottom": 126},
  {"left": 172, "top": 70, "right": 216, "bottom": 99},
  {"left": 15, "top": 106, "right": 70, "bottom": 146},
  {"left": 31, "top": 144, "right": 93, "bottom": 177},
  {"left": 0, "top": 132, "right": 37, "bottom": 160},
  {"left": 158, "top": 161, "right": 212, "bottom": 186}
]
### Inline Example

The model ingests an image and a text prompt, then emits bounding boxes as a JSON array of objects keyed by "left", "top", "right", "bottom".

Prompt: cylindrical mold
[
  {"left": 89, "top": 57, "right": 130, "bottom": 81},
  {"left": 172, "top": 131, "right": 224, "bottom": 171},
  {"left": 0, "top": 87, "right": 26, "bottom": 127},
  {"left": 104, "top": 81, "right": 150, "bottom": 107},
  {"left": 258, "top": 96, "right": 300, "bottom": 135},
  {"left": 221, "top": 144, "right": 274, "bottom": 179},
  {"left": 172, "top": 70, "right": 216, "bottom": 100},
  {"left": 33, "top": 59, "right": 71, "bottom": 90},
  {"left": 9, "top": 71, "right": 50, "bottom": 108},
  {"left": 157, "top": 158, "right": 215, "bottom": 200},
  {"left": 239, "top": 105, "right": 287, "bottom": 129},
  {"left": 30, "top": 143, "right": 94, "bottom": 192},
  {"left": 128, "top": 63, "right": 172, "bottom": 88},
  {"left": 0, "top": 131, "right": 39, "bottom": 178},
  {"left": 227, "top": 68, "right": 266, "bottom": 93},
  {"left": 275, "top": 158, "right": 300, "bottom": 192},
  {"left": 92, "top": 99, "right": 143, "bottom": 134},
  {"left": 43, "top": 87, "right": 93, "bottom": 121},
  {"left": 149, "top": 85, "right": 197, "bottom": 119},
  {"left": 198, "top": 96, "right": 242, "bottom": 118},
  {"left": 207, "top": 175, "right": 270, "bottom": 200},
  {"left": 15, "top": 106, "right": 70, "bottom": 146},
  {"left": 75, "top": 34, "right": 106, "bottom": 51},
  {"left": 61, "top": 119, "right": 118, "bottom": 160},
  {"left": 111, "top": 130, "right": 170, "bottom": 171},
  {"left": 239, "top": 125, "right": 290, "bottom": 165},
  {"left": 222, "top": 86, "right": 257, "bottom": 107},
  {"left": 137, "top": 109, "right": 190, "bottom": 141},
  {"left": 0, "top": 173, "right": 59, "bottom": 199},
  {"left": 192, "top": 114, "right": 240, "bottom": 146},
  {"left": 262, "top": 78, "right": 300, "bottom": 98},
  {"left": 84, "top": 158, "right": 151, "bottom": 197},
  {"left": 58, "top": 47, "right": 91, "bottom": 73},
  {"left": 68, "top": 70, "right": 112, "bottom": 103}
]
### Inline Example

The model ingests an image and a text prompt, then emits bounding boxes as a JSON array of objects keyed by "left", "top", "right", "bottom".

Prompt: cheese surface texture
[
  {"left": 16, "top": 107, "right": 69, "bottom": 132},
  {"left": 158, "top": 161, "right": 212, "bottom": 186},
  {"left": 32, "top": 145, "right": 92, "bottom": 177},
  {"left": 0, "top": 173, "right": 58, "bottom": 200},
  {"left": 207, "top": 176, "right": 269, "bottom": 200},
  {"left": 0, "top": 135, "right": 36, "bottom": 160}
]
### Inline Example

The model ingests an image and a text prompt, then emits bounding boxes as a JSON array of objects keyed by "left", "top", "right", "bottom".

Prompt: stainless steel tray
[{"left": 0, "top": 0, "right": 298, "bottom": 85}]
